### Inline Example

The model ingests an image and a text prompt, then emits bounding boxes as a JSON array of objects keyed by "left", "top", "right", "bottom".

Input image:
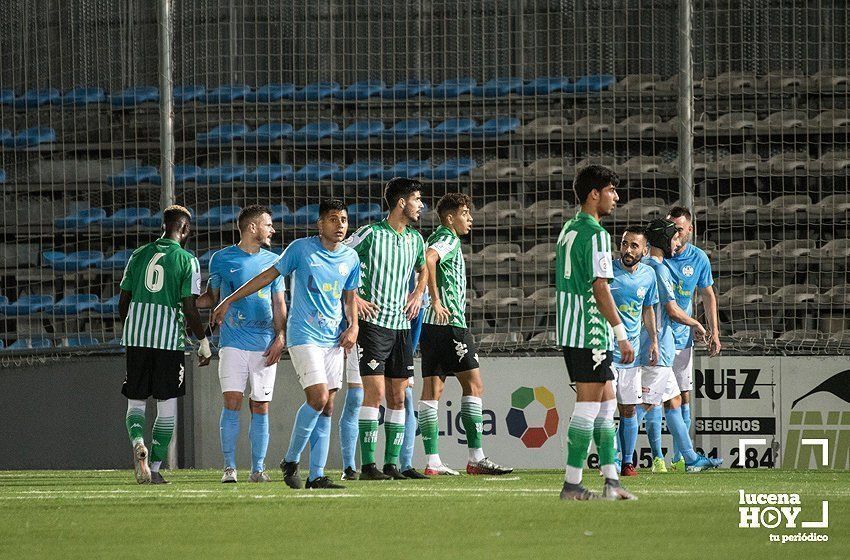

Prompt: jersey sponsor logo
[
  {"left": 453, "top": 338, "right": 468, "bottom": 361},
  {"left": 683, "top": 265, "right": 695, "bottom": 277},
  {"left": 257, "top": 287, "right": 270, "bottom": 299}
]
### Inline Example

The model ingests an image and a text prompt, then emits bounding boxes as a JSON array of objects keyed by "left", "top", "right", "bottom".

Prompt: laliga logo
[{"left": 738, "top": 490, "right": 828, "bottom": 529}]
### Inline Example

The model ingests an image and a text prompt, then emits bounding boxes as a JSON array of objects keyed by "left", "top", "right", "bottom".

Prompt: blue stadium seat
[
  {"left": 0, "top": 295, "right": 55, "bottom": 316},
  {"left": 107, "top": 165, "right": 160, "bottom": 187},
  {"left": 0, "top": 89, "right": 14, "bottom": 105},
  {"left": 422, "top": 158, "right": 478, "bottom": 179},
  {"left": 245, "top": 164, "right": 294, "bottom": 183},
  {"left": 47, "top": 251, "right": 104, "bottom": 272},
  {"left": 54, "top": 208, "right": 107, "bottom": 230},
  {"left": 199, "top": 250, "right": 216, "bottom": 269},
  {"left": 3, "top": 127, "right": 57, "bottom": 149},
  {"left": 283, "top": 204, "right": 321, "bottom": 225},
  {"left": 59, "top": 87, "right": 106, "bottom": 107},
  {"left": 244, "top": 83, "right": 296, "bottom": 103},
  {"left": 429, "top": 77, "right": 477, "bottom": 99},
  {"left": 381, "top": 79, "right": 431, "bottom": 99},
  {"left": 13, "top": 88, "right": 61, "bottom": 109},
  {"left": 8, "top": 338, "right": 53, "bottom": 350},
  {"left": 333, "top": 120, "right": 386, "bottom": 141},
  {"left": 196, "top": 123, "right": 250, "bottom": 145},
  {"left": 204, "top": 84, "right": 251, "bottom": 104},
  {"left": 109, "top": 86, "right": 159, "bottom": 108},
  {"left": 64, "top": 335, "right": 100, "bottom": 347},
  {"left": 99, "top": 249, "right": 134, "bottom": 270},
  {"left": 380, "top": 159, "right": 431, "bottom": 180},
  {"left": 332, "top": 161, "right": 385, "bottom": 181},
  {"left": 291, "top": 82, "right": 341, "bottom": 101},
  {"left": 428, "top": 118, "right": 477, "bottom": 139},
  {"left": 269, "top": 204, "right": 292, "bottom": 222},
  {"left": 92, "top": 294, "right": 121, "bottom": 315},
  {"left": 564, "top": 74, "right": 616, "bottom": 92},
  {"left": 99, "top": 207, "right": 152, "bottom": 229},
  {"left": 471, "top": 77, "right": 524, "bottom": 97},
  {"left": 335, "top": 80, "right": 386, "bottom": 100},
  {"left": 292, "top": 162, "right": 340, "bottom": 182},
  {"left": 195, "top": 165, "right": 247, "bottom": 185},
  {"left": 174, "top": 165, "right": 202, "bottom": 184},
  {"left": 347, "top": 203, "right": 383, "bottom": 224},
  {"left": 469, "top": 117, "right": 521, "bottom": 137},
  {"left": 196, "top": 205, "right": 242, "bottom": 227},
  {"left": 0, "top": 129, "right": 10, "bottom": 144},
  {"left": 382, "top": 119, "right": 430, "bottom": 139},
  {"left": 519, "top": 76, "right": 571, "bottom": 96},
  {"left": 48, "top": 294, "right": 99, "bottom": 316},
  {"left": 0, "top": 169, "right": 6, "bottom": 183},
  {"left": 291, "top": 121, "right": 340, "bottom": 143},
  {"left": 173, "top": 85, "right": 206, "bottom": 104},
  {"left": 243, "top": 123, "right": 294, "bottom": 144}
]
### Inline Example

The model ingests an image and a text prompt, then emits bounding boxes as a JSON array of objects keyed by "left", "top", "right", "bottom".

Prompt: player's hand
[
  {"left": 618, "top": 339, "right": 634, "bottom": 366},
  {"left": 197, "top": 337, "right": 212, "bottom": 367},
  {"left": 648, "top": 341, "right": 659, "bottom": 366},
  {"left": 263, "top": 333, "right": 286, "bottom": 366},
  {"left": 692, "top": 321, "right": 707, "bottom": 343},
  {"left": 708, "top": 332, "right": 722, "bottom": 357},
  {"left": 431, "top": 300, "right": 451, "bottom": 325},
  {"left": 403, "top": 291, "right": 423, "bottom": 321},
  {"left": 339, "top": 324, "right": 358, "bottom": 351},
  {"left": 355, "top": 294, "right": 379, "bottom": 321},
  {"left": 210, "top": 300, "right": 230, "bottom": 327}
]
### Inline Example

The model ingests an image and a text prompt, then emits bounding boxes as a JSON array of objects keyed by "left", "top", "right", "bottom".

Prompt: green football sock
[
  {"left": 460, "top": 396, "right": 484, "bottom": 450},
  {"left": 358, "top": 419, "right": 378, "bottom": 465},
  {"left": 125, "top": 404, "right": 146, "bottom": 445},
  {"left": 149, "top": 415, "right": 175, "bottom": 465},
  {"left": 383, "top": 408, "right": 406, "bottom": 466},
  {"left": 594, "top": 416, "right": 617, "bottom": 467},
  {"left": 418, "top": 401, "right": 440, "bottom": 455},
  {"left": 566, "top": 415, "right": 594, "bottom": 470}
]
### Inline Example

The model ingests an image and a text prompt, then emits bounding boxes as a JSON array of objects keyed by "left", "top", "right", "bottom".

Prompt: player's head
[
  {"left": 162, "top": 205, "right": 192, "bottom": 244},
  {"left": 436, "top": 192, "right": 473, "bottom": 235},
  {"left": 645, "top": 218, "right": 680, "bottom": 258},
  {"left": 317, "top": 199, "right": 349, "bottom": 244},
  {"left": 384, "top": 177, "right": 423, "bottom": 223},
  {"left": 237, "top": 205, "right": 275, "bottom": 246},
  {"left": 573, "top": 164, "right": 620, "bottom": 216},
  {"left": 619, "top": 225, "right": 648, "bottom": 268},
  {"left": 667, "top": 206, "right": 693, "bottom": 250}
]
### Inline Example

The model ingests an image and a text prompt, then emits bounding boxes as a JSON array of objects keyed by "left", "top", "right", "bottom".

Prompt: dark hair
[
  {"left": 319, "top": 199, "right": 347, "bottom": 218},
  {"left": 622, "top": 225, "right": 647, "bottom": 240},
  {"left": 384, "top": 177, "right": 422, "bottom": 210},
  {"left": 163, "top": 205, "right": 191, "bottom": 229},
  {"left": 573, "top": 164, "right": 619, "bottom": 204},
  {"left": 436, "top": 192, "right": 472, "bottom": 218},
  {"left": 668, "top": 206, "right": 693, "bottom": 222},
  {"left": 237, "top": 204, "right": 271, "bottom": 231}
]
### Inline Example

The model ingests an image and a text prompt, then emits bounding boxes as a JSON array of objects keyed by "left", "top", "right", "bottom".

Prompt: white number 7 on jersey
[
  {"left": 558, "top": 230, "right": 578, "bottom": 279},
  {"left": 145, "top": 253, "right": 166, "bottom": 293}
]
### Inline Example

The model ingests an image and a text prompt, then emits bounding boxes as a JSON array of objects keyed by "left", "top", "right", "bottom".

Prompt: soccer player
[
  {"left": 345, "top": 177, "right": 428, "bottom": 480},
  {"left": 211, "top": 199, "right": 360, "bottom": 489},
  {"left": 195, "top": 205, "right": 286, "bottom": 483},
  {"left": 641, "top": 218, "right": 721, "bottom": 473},
  {"left": 609, "top": 226, "right": 658, "bottom": 477},
  {"left": 664, "top": 206, "right": 721, "bottom": 471},
  {"left": 418, "top": 193, "right": 513, "bottom": 476},
  {"left": 119, "top": 205, "right": 211, "bottom": 484},
  {"left": 556, "top": 165, "right": 636, "bottom": 501}
]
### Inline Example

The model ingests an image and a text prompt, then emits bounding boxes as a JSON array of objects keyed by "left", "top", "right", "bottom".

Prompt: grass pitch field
[{"left": 0, "top": 469, "right": 846, "bottom": 559}]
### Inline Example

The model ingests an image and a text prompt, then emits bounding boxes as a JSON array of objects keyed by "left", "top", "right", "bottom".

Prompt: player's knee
[
  {"left": 306, "top": 388, "right": 329, "bottom": 411},
  {"left": 222, "top": 393, "right": 242, "bottom": 411},
  {"left": 249, "top": 400, "right": 269, "bottom": 414},
  {"left": 463, "top": 374, "right": 483, "bottom": 397},
  {"left": 385, "top": 391, "right": 405, "bottom": 410},
  {"left": 619, "top": 404, "right": 636, "bottom": 417}
]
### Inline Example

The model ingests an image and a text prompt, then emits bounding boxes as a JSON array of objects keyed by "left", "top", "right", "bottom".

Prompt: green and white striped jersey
[
  {"left": 555, "top": 211, "right": 614, "bottom": 350},
  {"left": 345, "top": 219, "right": 425, "bottom": 330},
  {"left": 422, "top": 226, "right": 467, "bottom": 328},
  {"left": 119, "top": 238, "right": 201, "bottom": 350}
]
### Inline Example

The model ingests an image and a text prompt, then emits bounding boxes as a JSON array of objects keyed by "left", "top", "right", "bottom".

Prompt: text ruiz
[{"left": 738, "top": 490, "right": 828, "bottom": 529}]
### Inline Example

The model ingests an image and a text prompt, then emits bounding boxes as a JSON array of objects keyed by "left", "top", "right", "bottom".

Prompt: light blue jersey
[
  {"left": 274, "top": 236, "right": 360, "bottom": 347},
  {"left": 664, "top": 243, "right": 714, "bottom": 350},
  {"left": 639, "top": 257, "right": 678, "bottom": 368},
  {"left": 611, "top": 260, "right": 658, "bottom": 368},
  {"left": 209, "top": 245, "right": 285, "bottom": 352}
]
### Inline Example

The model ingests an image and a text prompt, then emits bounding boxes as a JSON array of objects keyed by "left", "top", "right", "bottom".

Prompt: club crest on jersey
[
  {"left": 683, "top": 265, "right": 695, "bottom": 277},
  {"left": 338, "top": 263, "right": 350, "bottom": 276},
  {"left": 637, "top": 287, "right": 647, "bottom": 298}
]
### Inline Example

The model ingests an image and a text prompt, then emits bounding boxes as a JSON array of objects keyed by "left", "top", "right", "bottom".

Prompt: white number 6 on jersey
[{"left": 144, "top": 253, "right": 166, "bottom": 292}]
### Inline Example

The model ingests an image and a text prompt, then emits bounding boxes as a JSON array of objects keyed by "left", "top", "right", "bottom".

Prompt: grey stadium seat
[
  {"left": 810, "top": 194, "right": 850, "bottom": 220},
  {"left": 778, "top": 329, "right": 827, "bottom": 343},
  {"left": 808, "top": 110, "right": 850, "bottom": 130},
  {"left": 521, "top": 157, "right": 572, "bottom": 178},
  {"left": 468, "top": 159, "right": 525, "bottom": 180},
  {"left": 809, "top": 68, "right": 850, "bottom": 91},
  {"left": 478, "top": 332, "right": 525, "bottom": 345},
  {"left": 573, "top": 114, "right": 614, "bottom": 135},
  {"left": 765, "top": 284, "right": 820, "bottom": 304},
  {"left": 762, "top": 72, "right": 806, "bottom": 92},
  {"left": 809, "top": 150, "right": 850, "bottom": 173},
  {"left": 718, "top": 285, "right": 769, "bottom": 308},
  {"left": 718, "top": 153, "right": 761, "bottom": 174},
  {"left": 475, "top": 200, "right": 524, "bottom": 226},
  {"left": 718, "top": 195, "right": 763, "bottom": 220},
  {"left": 525, "top": 200, "right": 571, "bottom": 225},
  {"left": 757, "top": 239, "right": 817, "bottom": 272},
  {"left": 613, "top": 74, "right": 667, "bottom": 92},
  {"left": 618, "top": 114, "right": 672, "bottom": 136},
  {"left": 622, "top": 156, "right": 673, "bottom": 174},
  {"left": 713, "top": 240, "right": 766, "bottom": 273},
  {"left": 757, "top": 152, "right": 809, "bottom": 174},
  {"left": 516, "top": 117, "right": 570, "bottom": 137},
  {"left": 809, "top": 239, "right": 850, "bottom": 272},
  {"left": 816, "top": 284, "right": 850, "bottom": 305},
  {"left": 754, "top": 110, "right": 809, "bottom": 133},
  {"left": 466, "top": 243, "right": 521, "bottom": 266},
  {"left": 702, "top": 72, "right": 762, "bottom": 93},
  {"left": 755, "top": 195, "right": 812, "bottom": 221},
  {"left": 702, "top": 112, "right": 758, "bottom": 133}
]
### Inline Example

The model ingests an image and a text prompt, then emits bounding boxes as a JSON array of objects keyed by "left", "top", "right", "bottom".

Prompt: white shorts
[
  {"left": 672, "top": 347, "right": 694, "bottom": 392},
  {"left": 345, "top": 343, "right": 362, "bottom": 385},
  {"left": 613, "top": 366, "right": 642, "bottom": 405},
  {"left": 218, "top": 347, "right": 277, "bottom": 402},
  {"left": 289, "top": 344, "right": 344, "bottom": 391},
  {"left": 641, "top": 366, "right": 680, "bottom": 406}
]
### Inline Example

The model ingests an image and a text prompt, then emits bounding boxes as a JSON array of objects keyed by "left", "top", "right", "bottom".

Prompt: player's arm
[
  {"left": 592, "top": 278, "right": 634, "bottom": 364},
  {"left": 119, "top": 290, "right": 132, "bottom": 323},
  {"left": 183, "top": 296, "right": 211, "bottom": 366},
  {"left": 345, "top": 226, "right": 379, "bottom": 320},
  {"left": 665, "top": 298, "right": 707, "bottom": 341},
  {"left": 339, "top": 289, "right": 359, "bottom": 350},
  {"left": 424, "top": 248, "right": 450, "bottom": 324},
  {"left": 403, "top": 234, "right": 429, "bottom": 320},
  {"left": 700, "top": 285, "right": 721, "bottom": 356},
  {"left": 210, "top": 266, "right": 280, "bottom": 327},
  {"left": 263, "top": 288, "right": 287, "bottom": 366},
  {"left": 641, "top": 305, "right": 658, "bottom": 366},
  {"left": 195, "top": 287, "right": 219, "bottom": 309}
]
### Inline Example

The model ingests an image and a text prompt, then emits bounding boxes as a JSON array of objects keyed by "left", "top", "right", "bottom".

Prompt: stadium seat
[
  {"left": 48, "top": 294, "right": 99, "bottom": 316},
  {"left": 564, "top": 74, "right": 616, "bottom": 92},
  {"left": 817, "top": 284, "right": 850, "bottom": 305},
  {"left": 0, "top": 295, "right": 55, "bottom": 316},
  {"left": 332, "top": 161, "right": 385, "bottom": 181},
  {"left": 808, "top": 109, "right": 850, "bottom": 130},
  {"left": 333, "top": 120, "right": 386, "bottom": 141},
  {"left": 810, "top": 194, "right": 850, "bottom": 219},
  {"left": 196, "top": 206, "right": 242, "bottom": 228},
  {"left": 3, "top": 127, "right": 57, "bottom": 149},
  {"left": 622, "top": 156, "right": 672, "bottom": 174},
  {"left": 380, "top": 159, "right": 431, "bottom": 180},
  {"left": 479, "top": 332, "right": 525, "bottom": 345},
  {"left": 528, "top": 331, "right": 558, "bottom": 344},
  {"left": 810, "top": 150, "right": 850, "bottom": 173},
  {"left": 755, "top": 195, "right": 812, "bottom": 221},
  {"left": 702, "top": 71, "right": 761, "bottom": 93},
  {"left": 291, "top": 121, "right": 340, "bottom": 143},
  {"left": 526, "top": 200, "right": 571, "bottom": 225},
  {"left": 63, "top": 335, "right": 101, "bottom": 347},
  {"left": 174, "top": 165, "right": 202, "bottom": 184},
  {"left": 99, "top": 249, "right": 134, "bottom": 270},
  {"left": 829, "top": 329, "right": 850, "bottom": 344},
  {"left": 0, "top": 129, "right": 11, "bottom": 144},
  {"left": 283, "top": 204, "right": 320, "bottom": 225},
  {"left": 573, "top": 114, "right": 614, "bottom": 135},
  {"left": 347, "top": 203, "right": 384, "bottom": 224},
  {"left": 381, "top": 79, "right": 431, "bottom": 99},
  {"left": 468, "top": 159, "right": 524, "bottom": 179},
  {"left": 243, "top": 123, "right": 294, "bottom": 144},
  {"left": 292, "top": 162, "right": 340, "bottom": 183},
  {"left": 473, "top": 288, "right": 524, "bottom": 314},
  {"left": 809, "top": 239, "right": 850, "bottom": 272},
  {"left": 109, "top": 86, "right": 159, "bottom": 108},
  {"left": 269, "top": 204, "right": 292, "bottom": 222},
  {"left": 517, "top": 117, "right": 570, "bottom": 137},
  {"left": 199, "top": 250, "right": 216, "bottom": 269},
  {"left": 718, "top": 286, "right": 768, "bottom": 308},
  {"left": 422, "top": 158, "right": 477, "bottom": 179},
  {"left": 427, "top": 118, "right": 478, "bottom": 139},
  {"left": 475, "top": 200, "right": 524, "bottom": 226},
  {"left": 754, "top": 110, "right": 810, "bottom": 133},
  {"left": 429, "top": 77, "right": 477, "bottom": 98},
  {"left": 762, "top": 72, "right": 805, "bottom": 91},
  {"left": 613, "top": 74, "right": 666, "bottom": 92},
  {"left": 335, "top": 80, "right": 386, "bottom": 100},
  {"left": 0, "top": 89, "right": 15, "bottom": 105},
  {"left": 618, "top": 114, "right": 672, "bottom": 136},
  {"left": 519, "top": 76, "right": 571, "bottom": 95},
  {"left": 106, "top": 165, "right": 160, "bottom": 187},
  {"left": 204, "top": 84, "right": 251, "bottom": 104},
  {"left": 8, "top": 338, "right": 52, "bottom": 350},
  {"left": 196, "top": 123, "right": 249, "bottom": 145},
  {"left": 291, "top": 82, "right": 341, "bottom": 101},
  {"left": 778, "top": 329, "right": 827, "bottom": 343},
  {"left": 519, "top": 287, "right": 556, "bottom": 314},
  {"left": 244, "top": 164, "right": 293, "bottom": 183},
  {"left": 195, "top": 165, "right": 247, "bottom": 185},
  {"left": 13, "top": 88, "right": 61, "bottom": 109},
  {"left": 757, "top": 152, "right": 809, "bottom": 174},
  {"left": 703, "top": 112, "right": 758, "bottom": 133},
  {"left": 467, "top": 243, "right": 521, "bottom": 266},
  {"left": 718, "top": 195, "right": 762, "bottom": 220},
  {"left": 382, "top": 119, "right": 431, "bottom": 139},
  {"left": 172, "top": 85, "right": 206, "bottom": 104},
  {"left": 713, "top": 240, "right": 765, "bottom": 273},
  {"left": 521, "top": 157, "right": 572, "bottom": 177},
  {"left": 517, "top": 243, "right": 557, "bottom": 273},
  {"left": 765, "top": 284, "right": 819, "bottom": 305},
  {"left": 469, "top": 117, "right": 520, "bottom": 137},
  {"left": 48, "top": 251, "right": 105, "bottom": 272},
  {"left": 99, "top": 207, "right": 152, "bottom": 230},
  {"left": 731, "top": 329, "right": 774, "bottom": 342},
  {"left": 244, "top": 83, "right": 296, "bottom": 102},
  {"left": 717, "top": 153, "right": 761, "bottom": 174},
  {"left": 757, "top": 240, "right": 816, "bottom": 272},
  {"left": 616, "top": 197, "right": 665, "bottom": 221},
  {"left": 59, "top": 86, "right": 106, "bottom": 107},
  {"left": 471, "top": 77, "right": 524, "bottom": 97},
  {"left": 54, "top": 208, "right": 107, "bottom": 229},
  {"left": 810, "top": 68, "right": 850, "bottom": 91}
]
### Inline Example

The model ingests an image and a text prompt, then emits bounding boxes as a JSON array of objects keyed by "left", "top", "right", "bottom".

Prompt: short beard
[{"left": 404, "top": 208, "right": 420, "bottom": 222}]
